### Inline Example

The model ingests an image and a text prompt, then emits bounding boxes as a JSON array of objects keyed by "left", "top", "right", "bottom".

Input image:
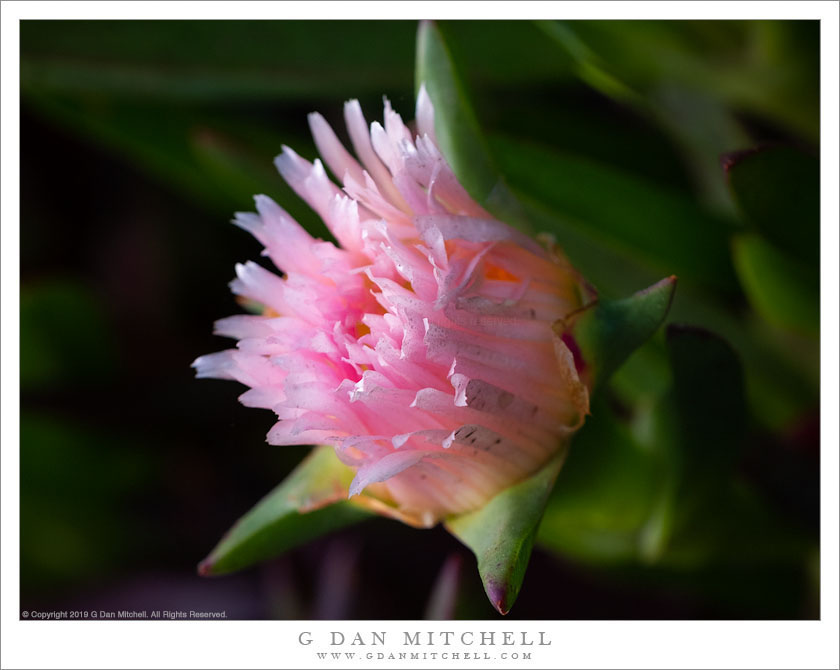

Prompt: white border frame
[{"left": 2, "top": 2, "right": 838, "bottom": 669}]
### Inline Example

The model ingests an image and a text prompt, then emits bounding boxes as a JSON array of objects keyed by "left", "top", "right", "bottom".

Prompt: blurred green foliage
[
  {"left": 20, "top": 412, "right": 156, "bottom": 589},
  {"left": 20, "top": 280, "right": 118, "bottom": 391},
  {"left": 20, "top": 19, "right": 820, "bottom": 618}
]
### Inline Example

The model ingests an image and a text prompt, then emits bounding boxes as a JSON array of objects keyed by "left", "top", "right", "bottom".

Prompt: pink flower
[{"left": 193, "top": 88, "right": 590, "bottom": 527}]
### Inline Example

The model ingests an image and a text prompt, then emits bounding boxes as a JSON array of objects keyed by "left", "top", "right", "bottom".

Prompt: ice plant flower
[{"left": 193, "top": 87, "right": 590, "bottom": 528}]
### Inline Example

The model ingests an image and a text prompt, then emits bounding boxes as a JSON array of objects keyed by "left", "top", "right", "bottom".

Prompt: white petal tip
[{"left": 348, "top": 479, "right": 363, "bottom": 498}]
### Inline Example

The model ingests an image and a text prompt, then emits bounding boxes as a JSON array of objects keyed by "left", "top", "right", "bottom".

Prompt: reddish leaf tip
[
  {"left": 637, "top": 274, "right": 677, "bottom": 293},
  {"left": 633, "top": 275, "right": 678, "bottom": 311},
  {"left": 721, "top": 147, "right": 761, "bottom": 174},
  {"left": 197, "top": 558, "right": 215, "bottom": 577},
  {"left": 486, "top": 582, "right": 511, "bottom": 615}
]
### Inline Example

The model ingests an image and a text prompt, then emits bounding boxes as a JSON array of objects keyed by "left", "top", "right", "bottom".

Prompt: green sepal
[
  {"left": 445, "top": 445, "right": 569, "bottom": 615},
  {"left": 198, "top": 446, "right": 372, "bottom": 576},
  {"left": 559, "top": 276, "right": 677, "bottom": 390}
]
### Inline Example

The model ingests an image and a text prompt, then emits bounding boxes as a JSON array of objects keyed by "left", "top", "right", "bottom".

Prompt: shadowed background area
[{"left": 20, "top": 20, "right": 820, "bottom": 619}]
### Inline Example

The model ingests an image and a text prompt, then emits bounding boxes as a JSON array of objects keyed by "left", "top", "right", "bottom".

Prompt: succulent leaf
[{"left": 199, "top": 446, "right": 371, "bottom": 576}]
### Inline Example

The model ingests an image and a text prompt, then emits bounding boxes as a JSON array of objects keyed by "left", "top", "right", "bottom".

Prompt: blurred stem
[{"left": 424, "top": 554, "right": 463, "bottom": 620}]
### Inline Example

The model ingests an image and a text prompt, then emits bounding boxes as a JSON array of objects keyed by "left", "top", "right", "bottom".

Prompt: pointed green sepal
[
  {"left": 198, "top": 446, "right": 372, "bottom": 576},
  {"left": 445, "top": 445, "right": 569, "bottom": 615},
  {"left": 558, "top": 276, "right": 677, "bottom": 390}
]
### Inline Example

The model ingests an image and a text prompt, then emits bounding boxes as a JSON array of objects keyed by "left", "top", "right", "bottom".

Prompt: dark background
[{"left": 20, "top": 20, "right": 820, "bottom": 619}]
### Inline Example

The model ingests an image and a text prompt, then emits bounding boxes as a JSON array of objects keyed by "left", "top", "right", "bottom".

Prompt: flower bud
[{"left": 194, "top": 87, "right": 590, "bottom": 526}]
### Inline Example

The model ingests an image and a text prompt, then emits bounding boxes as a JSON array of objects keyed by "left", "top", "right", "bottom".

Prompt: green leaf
[
  {"left": 607, "top": 338, "right": 672, "bottom": 408},
  {"left": 540, "top": 326, "right": 804, "bottom": 573},
  {"left": 446, "top": 446, "right": 569, "bottom": 615},
  {"left": 538, "top": 21, "right": 816, "bottom": 212},
  {"left": 538, "top": 20, "right": 819, "bottom": 142},
  {"left": 560, "top": 276, "right": 677, "bottom": 390},
  {"left": 537, "top": 397, "right": 661, "bottom": 565},
  {"left": 491, "top": 135, "right": 739, "bottom": 292},
  {"left": 435, "top": 21, "right": 574, "bottom": 86},
  {"left": 649, "top": 86, "right": 749, "bottom": 214},
  {"left": 732, "top": 234, "right": 819, "bottom": 336},
  {"left": 535, "top": 21, "right": 646, "bottom": 106},
  {"left": 23, "top": 94, "right": 328, "bottom": 237},
  {"left": 199, "top": 446, "right": 372, "bottom": 576},
  {"left": 639, "top": 325, "right": 747, "bottom": 564},
  {"left": 21, "top": 21, "right": 572, "bottom": 103},
  {"left": 21, "top": 21, "right": 418, "bottom": 101},
  {"left": 725, "top": 145, "right": 819, "bottom": 265},
  {"left": 666, "top": 324, "right": 747, "bottom": 459},
  {"left": 642, "top": 326, "right": 812, "bottom": 572},
  {"left": 415, "top": 20, "right": 525, "bottom": 227}
]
